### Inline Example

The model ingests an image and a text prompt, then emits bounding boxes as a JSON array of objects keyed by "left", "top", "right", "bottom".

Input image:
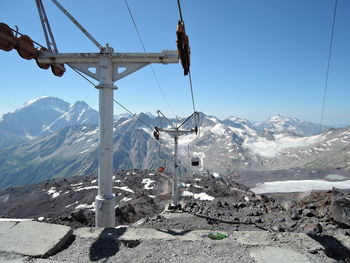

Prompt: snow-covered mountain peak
[
  {"left": 145, "top": 111, "right": 156, "bottom": 119},
  {"left": 16, "top": 96, "right": 69, "bottom": 113},
  {"left": 70, "top": 100, "right": 90, "bottom": 109},
  {"left": 254, "top": 114, "right": 326, "bottom": 136},
  {"left": 267, "top": 114, "right": 297, "bottom": 123}
]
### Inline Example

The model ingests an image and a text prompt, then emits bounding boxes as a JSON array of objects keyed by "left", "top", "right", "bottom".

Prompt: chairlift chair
[
  {"left": 191, "top": 156, "right": 200, "bottom": 166},
  {"left": 157, "top": 142, "right": 167, "bottom": 173}
]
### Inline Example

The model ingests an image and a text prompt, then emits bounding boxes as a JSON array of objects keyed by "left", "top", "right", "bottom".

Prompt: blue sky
[{"left": 1, "top": 0, "right": 349, "bottom": 126}]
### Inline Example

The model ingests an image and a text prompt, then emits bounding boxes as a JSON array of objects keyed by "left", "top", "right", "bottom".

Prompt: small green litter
[{"left": 208, "top": 232, "right": 228, "bottom": 240}]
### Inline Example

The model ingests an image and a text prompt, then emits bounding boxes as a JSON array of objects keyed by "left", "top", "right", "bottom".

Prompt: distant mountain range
[
  {"left": 0, "top": 97, "right": 348, "bottom": 189},
  {"left": 0, "top": 97, "right": 98, "bottom": 148}
]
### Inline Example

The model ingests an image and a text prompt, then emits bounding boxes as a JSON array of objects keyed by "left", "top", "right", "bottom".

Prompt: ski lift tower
[
  {"left": 154, "top": 111, "right": 198, "bottom": 207},
  {"left": 35, "top": 0, "right": 178, "bottom": 227}
]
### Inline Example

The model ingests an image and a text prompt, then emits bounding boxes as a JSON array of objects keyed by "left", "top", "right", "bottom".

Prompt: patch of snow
[
  {"left": 71, "top": 182, "right": 83, "bottom": 187},
  {"left": 207, "top": 116, "right": 219, "bottom": 123},
  {"left": 91, "top": 179, "right": 97, "bottom": 184},
  {"left": 76, "top": 203, "right": 94, "bottom": 210},
  {"left": 74, "top": 186, "right": 98, "bottom": 192},
  {"left": 121, "top": 197, "right": 132, "bottom": 202},
  {"left": 244, "top": 134, "right": 324, "bottom": 157},
  {"left": 142, "top": 178, "right": 155, "bottom": 190},
  {"left": 228, "top": 126, "right": 245, "bottom": 137},
  {"left": 16, "top": 96, "right": 50, "bottom": 111},
  {"left": 85, "top": 128, "right": 98, "bottom": 136},
  {"left": 66, "top": 201, "right": 78, "bottom": 208},
  {"left": 114, "top": 186, "right": 134, "bottom": 193},
  {"left": 211, "top": 123, "right": 226, "bottom": 136},
  {"left": 194, "top": 178, "right": 201, "bottom": 181},
  {"left": 25, "top": 132, "right": 36, "bottom": 140},
  {"left": 251, "top": 179, "right": 350, "bottom": 194},
  {"left": 326, "top": 138, "right": 339, "bottom": 145},
  {"left": 148, "top": 195, "right": 156, "bottom": 198},
  {"left": 212, "top": 172, "right": 220, "bottom": 179},
  {"left": 194, "top": 184, "right": 203, "bottom": 189},
  {"left": 182, "top": 191, "right": 215, "bottom": 201},
  {"left": 47, "top": 187, "right": 61, "bottom": 198},
  {"left": 37, "top": 217, "right": 44, "bottom": 221},
  {"left": 79, "top": 149, "right": 89, "bottom": 154}
]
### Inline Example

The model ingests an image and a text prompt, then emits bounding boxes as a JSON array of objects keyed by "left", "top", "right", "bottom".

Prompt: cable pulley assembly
[
  {"left": 51, "top": 63, "right": 66, "bottom": 77},
  {"left": 16, "top": 35, "right": 38, "bottom": 60},
  {"left": 176, "top": 0, "right": 190, "bottom": 76},
  {"left": 35, "top": 47, "right": 50, "bottom": 69},
  {"left": 176, "top": 21, "right": 190, "bottom": 76},
  {"left": 0, "top": 23, "right": 16, "bottom": 51},
  {"left": 0, "top": 21, "right": 65, "bottom": 77}
]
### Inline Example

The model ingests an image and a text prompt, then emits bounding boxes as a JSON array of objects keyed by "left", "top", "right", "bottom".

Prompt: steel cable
[{"left": 320, "top": 0, "right": 338, "bottom": 133}]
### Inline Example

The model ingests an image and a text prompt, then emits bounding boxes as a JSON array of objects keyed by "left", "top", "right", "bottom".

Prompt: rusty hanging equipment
[
  {"left": 51, "top": 63, "right": 66, "bottom": 77},
  {"left": 16, "top": 35, "right": 38, "bottom": 60},
  {"left": 176, "top": 20, "right": 190, "bottom": 76},
  {"left": 0, "top": 22, "right": 65, "bottom": 77},
  {"left": 0, "top": 23, "right": 16, "bottom": 52},
  {"left": 35, "top": 47, "right": 51, "bottom": 69}
]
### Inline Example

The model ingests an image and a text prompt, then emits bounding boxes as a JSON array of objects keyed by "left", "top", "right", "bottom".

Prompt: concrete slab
[
  {"left": 0, "top": 221, "right": 72, "bottom": 258},
  {"left": 250, "top": 247, "right": 311, "bottom": 263},
  {"left": 34, "top": 259, "right": 68, "bottom": 263},
  {"left": 0, "top": 256, "right": 28, "bottom": 263},
  {"left": 0, "top": 221, "right": 17, "bottom": 233},
  {"left": 74, "top": 227, "right": 231, "bottom": 242}
]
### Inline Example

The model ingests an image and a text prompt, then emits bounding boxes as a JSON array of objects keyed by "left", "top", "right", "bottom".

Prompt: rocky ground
[
  {"left": 1, "top": 169, "right": 350, "bottom": 262},
  {"left": 1, "top": 169, "right": 349, "bottom": 237}
]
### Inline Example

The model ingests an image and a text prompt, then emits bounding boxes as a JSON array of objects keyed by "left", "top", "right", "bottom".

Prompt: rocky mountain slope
[
  {"left": 1, "top": 169, "right": 349, "bottom": 239},
  {"left": 0, "top": 97, "right": 349, "bottom": 190}
]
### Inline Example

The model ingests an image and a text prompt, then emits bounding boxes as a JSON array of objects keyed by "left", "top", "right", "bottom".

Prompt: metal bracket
[
  {"left": 69, "top": 62, "right": 150, "bottom": 82},
  {"left": 112, "top": 63, "right": 149, "bottom": 81}
]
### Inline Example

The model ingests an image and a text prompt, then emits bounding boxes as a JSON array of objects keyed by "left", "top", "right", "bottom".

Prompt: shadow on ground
[
  {"left": 156, "top": 229, "right": 192, "bottom": 236},
  {"left": 89, "top": 227, "right": 127, "bottom": 262},
  {"left": 307, "top": 234, "right": 350, "bottom": 261}
]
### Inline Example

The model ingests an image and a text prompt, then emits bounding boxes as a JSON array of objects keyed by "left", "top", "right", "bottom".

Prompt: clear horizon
[{"left": 1, "top": 0, "right": 350, "bottom": 126}]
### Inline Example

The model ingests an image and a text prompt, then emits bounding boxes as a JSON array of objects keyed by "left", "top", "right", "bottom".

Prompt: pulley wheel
[
  {"left": 16, "top": 35, "right": 37, "bottom": 60},
  {"left": 35, "top": 47, "right": 50, "bottom": 69},
  {"left": 51, "top": 63, "right": 65, "bottom": 77},
  {"left": 0, "top": 23, "right": 16, "bottom": 51}
]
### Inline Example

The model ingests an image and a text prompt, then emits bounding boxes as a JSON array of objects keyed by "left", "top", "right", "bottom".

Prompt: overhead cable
[
  {"left": 124, "top": 0, "right": 176, "bottom": 116},
  {"left": 188, "top": 71, "right": 196, "bottom": 112},
  {"left": 113, "top": 99, "right": 154, "bottom": 131},
  {"left": 320, "top": 0, "right": 338, "bottom": 132}
]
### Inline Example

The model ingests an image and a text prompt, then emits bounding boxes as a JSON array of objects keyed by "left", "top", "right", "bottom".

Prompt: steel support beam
[
  {"left": 37, "top": 47, "right": 178, "bottom": 227},
  {"left": 94, "top": 56, "right": 116, "bottom": 227}
]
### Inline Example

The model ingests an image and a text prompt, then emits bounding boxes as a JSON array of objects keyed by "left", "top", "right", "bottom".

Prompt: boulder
[{"left": 330, "top": 188, "right": 350, "bottom": 227}]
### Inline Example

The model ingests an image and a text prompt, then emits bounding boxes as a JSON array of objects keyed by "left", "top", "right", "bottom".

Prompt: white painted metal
[
  {"left": 94, "top": 54, "right": 116, "bottom": 227},
  {"left": 158, "top": 128, "right": 194, "bottom": 207},
  {"left": 36, "top": 46, "right": 178, "bottom": 227},
  {"left": 173, "top": 133, "right": 179, "bottom": 206},
  {"left": 38, "top": 50, "right": 178, "bottom": 65}
]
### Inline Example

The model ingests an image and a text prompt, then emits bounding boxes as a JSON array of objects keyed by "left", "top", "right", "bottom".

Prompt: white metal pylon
[
  {"left": 38, "top": 47, "right": 178, "bottom": 227},
  {"left": 154, "top": 111, "right": 198, "bottom": 207}
]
